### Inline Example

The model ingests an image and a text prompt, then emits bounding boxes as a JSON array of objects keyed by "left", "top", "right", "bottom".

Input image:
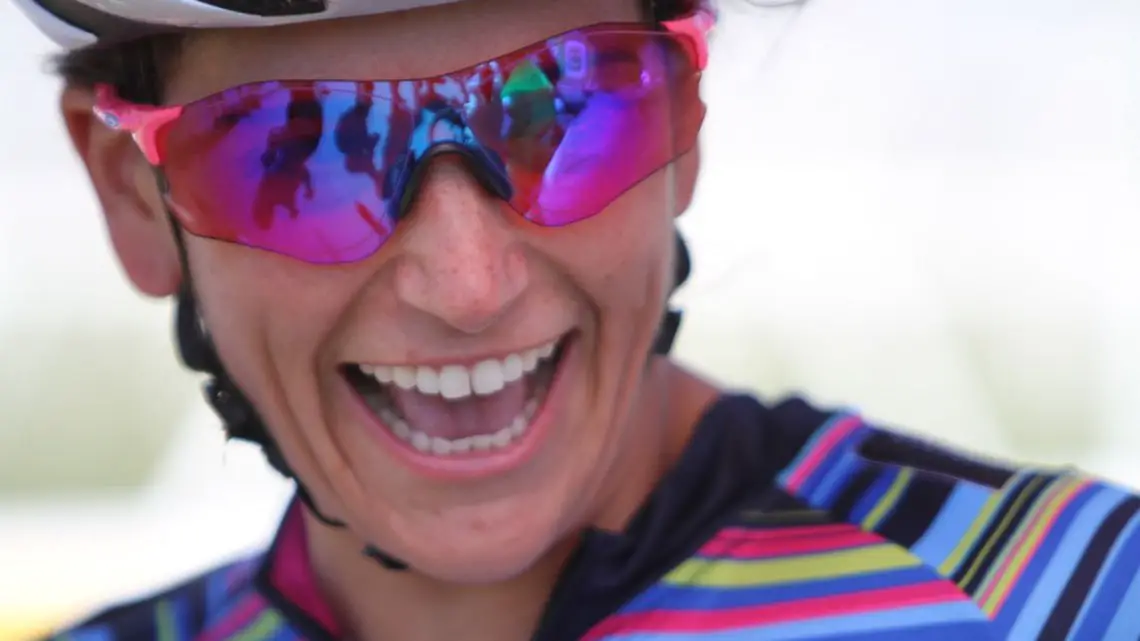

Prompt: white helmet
[{"left": 13, "top": 0, "right": 464, "bottom": 50}]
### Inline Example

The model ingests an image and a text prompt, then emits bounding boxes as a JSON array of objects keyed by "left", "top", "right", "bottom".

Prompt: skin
[{"left": 60, "top": 0, "right": 719, "bottom": 638}]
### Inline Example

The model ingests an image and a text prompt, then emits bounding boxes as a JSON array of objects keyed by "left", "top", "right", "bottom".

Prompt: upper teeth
[{"left": 360, "top": 339, "right": 558, "bottom": 401}]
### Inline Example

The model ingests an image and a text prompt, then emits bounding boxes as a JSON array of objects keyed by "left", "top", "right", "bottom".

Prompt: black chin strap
[
  {"left": 653, "top": 232, "right": 690, "bottom": 356},
  {"left": 174, "top": 248, "right": 412, "bottom": 570},
  {"left": 161, "top": 171, "right": 408, "bottom": 569}
]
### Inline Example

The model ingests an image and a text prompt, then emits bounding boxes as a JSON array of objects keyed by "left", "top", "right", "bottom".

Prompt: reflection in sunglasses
[
  {"left": 91, "top": 15, "right": 712, "bottom": 263},
  {"left": 530, "top": 43, "right": 673, "bottom": 225},
  {"left": 252, "top": 89, "right": 322, "bottom": 230},
  {"left": 334, "top": 83, "right": 386, "bottom": 200}
]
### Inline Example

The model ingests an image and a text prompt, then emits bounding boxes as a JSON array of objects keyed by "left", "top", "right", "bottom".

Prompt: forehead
[{"left": 167, "top": 0, "right": 643, "bottom": 104}]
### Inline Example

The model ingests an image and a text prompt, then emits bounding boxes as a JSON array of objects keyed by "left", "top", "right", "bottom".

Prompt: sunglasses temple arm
[
  {"left": 663, "top": 6, "right": 715, "bottom": 70},
  {"left": 92, "top": 84, "right": 183, "bottom": 165}
]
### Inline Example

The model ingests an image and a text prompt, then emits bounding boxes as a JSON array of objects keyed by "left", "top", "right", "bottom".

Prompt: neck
[
  {"left": 308, "top": 525, "right": 573, "bottom": 641},
  {"left": 306, "top": 360, "right": 719, "bottom": 641}
]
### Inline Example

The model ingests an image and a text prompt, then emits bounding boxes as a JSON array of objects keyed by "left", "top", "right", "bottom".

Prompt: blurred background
[{"left": 1, "top": 0, "right": 1139, "bottom": 637}]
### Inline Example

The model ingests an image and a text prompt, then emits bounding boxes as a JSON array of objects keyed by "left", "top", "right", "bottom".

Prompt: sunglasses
[{"left": 94, "top": 13, "right": 712, "bottom": 265}]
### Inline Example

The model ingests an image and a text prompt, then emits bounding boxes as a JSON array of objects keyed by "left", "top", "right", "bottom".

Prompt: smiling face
[{"left": 65, "top": 0, "right": 703, "bottom": 583}]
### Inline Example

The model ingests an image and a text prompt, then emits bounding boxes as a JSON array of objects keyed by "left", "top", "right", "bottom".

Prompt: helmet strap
[
  {"left": 654, "top": 230, "right": 690, "bottom": 355},
  {"left": 158, "top": 171, "right": 401, "bottom": 563}
]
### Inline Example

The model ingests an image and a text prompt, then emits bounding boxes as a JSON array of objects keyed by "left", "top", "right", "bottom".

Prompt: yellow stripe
[
  {"left": 156, "top": 600, "right": 176, "bottom": 641},
  {"left": 665, "top": 543, "right": 919, "bottom": 588},
  {"left": 230, "top": 609, "right": 284, "bottom": 641},
  {"left": 971, "top": 475, "right": 1071, "bottom": 602},
  {"left": 980, "top": 477, "right": 1088, "bottom": 615},
  {"left": 939, "top": 485, "right": 1004, "bottom": 577},
  {"left": 863, "top": 467, "right": 914, "bottom": 531},
  {"left": 956, "top": 474, "right": 1047, "bottom": 590}
]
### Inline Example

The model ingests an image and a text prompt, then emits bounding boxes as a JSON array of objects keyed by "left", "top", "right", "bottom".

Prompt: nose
[{"left": 393, "top": 156, "right": 528, "bottom": 334}]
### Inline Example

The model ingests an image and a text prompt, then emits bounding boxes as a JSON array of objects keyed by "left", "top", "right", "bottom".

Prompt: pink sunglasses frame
[{"left": 91, "top": 8, "right": 715, "bottom": 166}]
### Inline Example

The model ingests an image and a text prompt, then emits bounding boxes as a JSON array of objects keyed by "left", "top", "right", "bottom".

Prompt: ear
[
  {"left": 60, "top": 85, "right": 182, "bottom": 298},
  {"left": 672, "top": 144, "right": 701, "bottom": 218}
]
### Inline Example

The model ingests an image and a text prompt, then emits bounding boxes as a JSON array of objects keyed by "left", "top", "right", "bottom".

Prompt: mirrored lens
[{"left": 161, "top": 27, "right": 703, "bottom": 264}]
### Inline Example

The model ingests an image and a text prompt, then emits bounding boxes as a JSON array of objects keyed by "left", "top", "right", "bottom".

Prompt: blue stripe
[
  {"left": 620, "top": 566, "right": 942, "bottom": 613},
  {"left": 170, "top": 595, "right": 190, "bottom": 641},
  {"left": 1101, "top": 567, "right": 1140, "bottom": 641},
  {"left": 1071, "top": 508, "right": 1140, "bottom": 641},
  {"left": 989, "top": 480, "right": 1088, "bottom": 634},
  {"left": 602, "top": 601, "right": 987, "bottom": 641},
  {"left": 778, "top": 416, "right": 865, "bottom": 502},
  {"left": 267, "top": 623, "right": 302, "bottom": 641},
  {"left": 1002, "top": 484, "right": 1124, "bottom": 639},
  {"left": 206, "top": 564, "right": 230, "bottom": 618},
  {"left": 987, "top": 479, "right": 1091, "bottom": 630},
  {"left": 809, "top": 620, "right": 993, "bottom": 641},
  {"left": 207, "top": 559, "right": 263, "bottom": 626},
  {"left": 910, "top": 481, "right": 993, "bottom": 572},
  {"left": 849, "top": 466, "right": 898, "bottom": 524},
  {"left": 776, "top": 413, "right": 857, "bottom": 487},
  {"left": 804, "top": 448, "right": 867, "bottom": 510},
  {"left": 936, "top": 469, "right": 1035, "bottom": 579},
  {"left": 63, "top": 627, "right": 115, "bottom": 641}
]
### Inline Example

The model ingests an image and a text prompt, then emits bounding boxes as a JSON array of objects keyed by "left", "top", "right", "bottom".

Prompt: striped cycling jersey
[{"left": 51, "top": 395, "right": 1140, "bottom": 641}]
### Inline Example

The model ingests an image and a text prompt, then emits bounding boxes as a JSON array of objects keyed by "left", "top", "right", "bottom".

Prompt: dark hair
[
  {"left": 54, "top": 33, "right": 182, "bottom": 104},
  {"left": 52, "top": 0, "right": 697, "bottom": 104}
]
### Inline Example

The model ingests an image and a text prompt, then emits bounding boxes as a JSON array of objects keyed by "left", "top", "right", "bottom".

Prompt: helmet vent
[{"left": 195, "top": 0, "right": 326, "bottom": 16}]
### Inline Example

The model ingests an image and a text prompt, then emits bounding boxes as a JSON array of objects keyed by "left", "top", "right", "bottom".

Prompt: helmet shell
[{"left": 12, "top": 0, "right": 464, "bottom": 50}]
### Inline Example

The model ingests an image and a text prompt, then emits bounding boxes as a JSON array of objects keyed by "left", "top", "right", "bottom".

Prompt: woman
[{"left": 17, "top": 0, "right": 1139, "bottom": 639}]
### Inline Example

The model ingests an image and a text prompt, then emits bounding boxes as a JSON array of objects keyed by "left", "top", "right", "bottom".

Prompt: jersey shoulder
[
  {"left": 776, "top": 409, "right": 1140, "bottom": 640},
  {"left": 44, "top": 555, "right": 267, "bottom": 641}
]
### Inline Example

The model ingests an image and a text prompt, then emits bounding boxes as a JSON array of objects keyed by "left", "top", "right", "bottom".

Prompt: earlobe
[{"left": 60, "top": 85, "right": 182, "bottom": 298}]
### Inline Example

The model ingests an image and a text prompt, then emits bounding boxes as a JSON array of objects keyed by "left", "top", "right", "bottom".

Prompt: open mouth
[{"left": 343, "top": 334, "right": 572, "bottom": 457}]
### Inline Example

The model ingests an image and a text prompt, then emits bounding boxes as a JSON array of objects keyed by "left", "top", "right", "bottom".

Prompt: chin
[
  {"left": 397, "top": 532, "right": 560, "bottom": 584},
  {"left": 369, "top": 498, "right": 574, "bottom": 584}
]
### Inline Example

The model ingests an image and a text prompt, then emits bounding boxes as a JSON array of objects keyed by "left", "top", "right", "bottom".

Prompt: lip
[
  {"left": 340, "top": 333, "right": 578, "bottom": 482},
  {"left": 345, "top": 335, "right": 570, "bottom": 370}
]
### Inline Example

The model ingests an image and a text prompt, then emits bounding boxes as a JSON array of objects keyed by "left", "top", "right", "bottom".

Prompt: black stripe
[
  {"left": 197, "top": 0, "right": 325, "bottom": 17},
  {"left": 859, "top": 430, "right": 1015, "bottom": 490},
  {"left": 877, "top": 471, "right": 954, "bottom": 548},
  {"left": 952, "top": 472, "right": 1053, "bottom": 589},
  {"left": 1040, "top": 494, "right": 1140, "bottom": 639},
  {"left": 760, "top": 488, "right": 820, "bottom": 513},
  {"left": 736, "top": 504, "right": 834, "bottom": 528},
  {"left": 182, "top": 577, "right": 209, "bottom": 640},
  {"left": 828, "top": 465, "right": 881, "bottom": 523}
]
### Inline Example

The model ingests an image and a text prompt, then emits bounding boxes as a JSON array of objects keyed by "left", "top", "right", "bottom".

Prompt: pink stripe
[
  {"left": 699, "top": 529, "right": 881, "bottom": 559},
  {"left": 712, "top": 524, "right": 862, "bottom": 542},
  {"left": 783, "top": 416, "right": 862, "bottom": 493},
  {"left": 269, "top": 501, "right": 343, "bottom": 636},
  {"left": 197, "top": 593, "right": 268, "bottom": 641},
  {"left": 582, "top": 580, "right": 968, "bottom": 640},
  {"left": 979, "top": 479, "right": 1090, "bottom": 609}
]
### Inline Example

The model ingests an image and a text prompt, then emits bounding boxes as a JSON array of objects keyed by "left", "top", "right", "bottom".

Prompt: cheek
[
  {"left": 186, "top": 240, "right": 359, "bottom": 407},
  {"left": 561, "top": 171, "right": 675, "bottom": 312}
]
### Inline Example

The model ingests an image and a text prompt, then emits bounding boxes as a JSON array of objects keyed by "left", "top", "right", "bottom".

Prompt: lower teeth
[
  {"left": 353, "top": 341, "right": 564, "bottom": 456},
  {"left": 366, "top": 386, "right": 546, "bottom": 456}
]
